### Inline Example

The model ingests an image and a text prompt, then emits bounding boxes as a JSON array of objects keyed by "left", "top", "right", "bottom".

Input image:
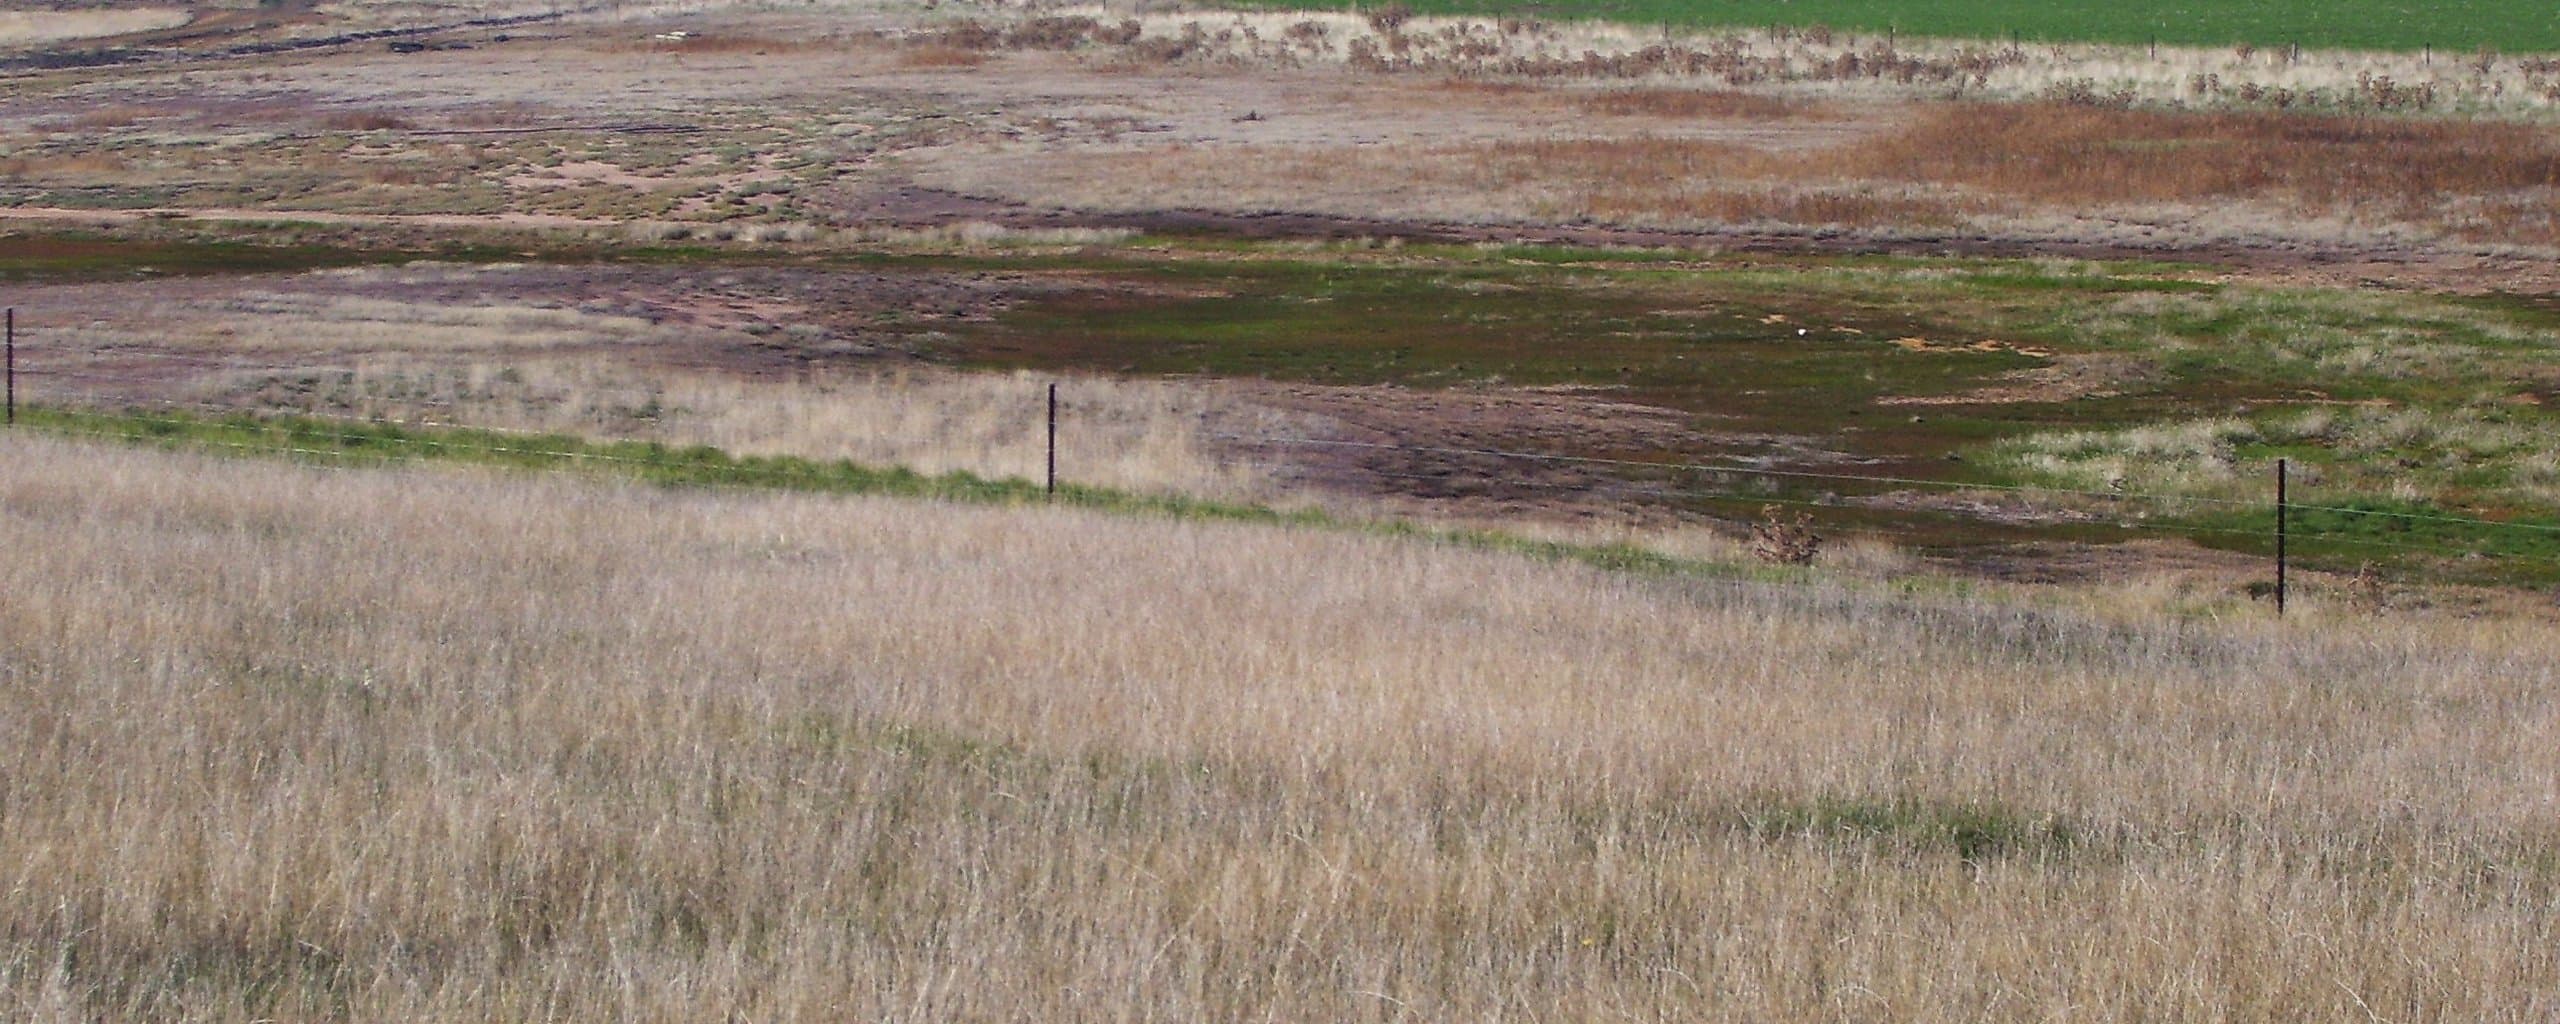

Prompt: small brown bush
[{"left": 1752, "top": 505, "right": 1822, "bottom": 565}]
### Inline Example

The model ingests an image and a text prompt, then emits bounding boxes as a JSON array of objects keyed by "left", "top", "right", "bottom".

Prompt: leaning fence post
[
  {"left": 1045, "top": 381, "right": 1058, "bottom": 496},
  {"left": 2275, "top": 457, "right": 2289, "bottom": 616}
]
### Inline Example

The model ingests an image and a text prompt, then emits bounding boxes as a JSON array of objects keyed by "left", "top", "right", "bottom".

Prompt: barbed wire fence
[{"left": 7, "top": 306, "right": 2559, "bottom": 609}]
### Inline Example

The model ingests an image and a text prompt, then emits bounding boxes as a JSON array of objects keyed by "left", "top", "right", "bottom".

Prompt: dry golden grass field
[
  {"left": 11, "top": 1, "right": 2560, "bottom": 1020},
  {"left": 5, "top": 434, "right": 2560, "bottom": 1021}
]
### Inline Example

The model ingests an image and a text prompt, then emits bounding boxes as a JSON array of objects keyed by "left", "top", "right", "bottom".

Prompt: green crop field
[{"left": 1224, "top": 0, "right": 2560, "bottom": 53}]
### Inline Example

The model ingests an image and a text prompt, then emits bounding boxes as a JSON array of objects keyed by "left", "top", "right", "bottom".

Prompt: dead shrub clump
[{"left": 1752, "top": 505, "right": 1822, "bottom": 565}]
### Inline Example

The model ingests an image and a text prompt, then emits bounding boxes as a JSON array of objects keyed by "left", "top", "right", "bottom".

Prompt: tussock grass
[{"left": 4, "top": 433, "right": 2560, "bottom": 1019}]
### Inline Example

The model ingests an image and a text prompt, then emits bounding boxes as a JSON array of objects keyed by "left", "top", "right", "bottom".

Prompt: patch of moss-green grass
[
  {"left": 2212, "top": 498, "right": 2560, "bottom": 585},
  {"left": 1736, "top": 791, "right": 2089, "bottom": 864}
]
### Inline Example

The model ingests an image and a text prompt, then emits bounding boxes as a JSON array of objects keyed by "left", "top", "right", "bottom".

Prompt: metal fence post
[
  {"left": 6, "top": 307, "right": 15, "bottom": 427},
  {"left": 1045, "top": 382, "right": 1058, "bottom": 496},
  {"left": 2275, "top": 457, "right": 2289, "bottom": 616}
]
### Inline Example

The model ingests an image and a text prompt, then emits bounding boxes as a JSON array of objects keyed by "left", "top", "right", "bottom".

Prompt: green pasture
[{"left": 1220, "top": 0, "right": 2560, "bottom": 53}]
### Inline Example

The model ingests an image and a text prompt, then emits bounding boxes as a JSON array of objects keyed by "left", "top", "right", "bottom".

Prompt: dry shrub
[
  {"left": 1577, "top": 87, "right": 1817, "bottom": 120},
  {"left": 1751, "top": 504, "right": 1821, "bottom": 565}
]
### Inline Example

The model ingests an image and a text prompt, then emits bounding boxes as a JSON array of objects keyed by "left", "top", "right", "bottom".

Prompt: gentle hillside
[{"left": 4, "top": 434, "right": 2556, "bottom": 1020}]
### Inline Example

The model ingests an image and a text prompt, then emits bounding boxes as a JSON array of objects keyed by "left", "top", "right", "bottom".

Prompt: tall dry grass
[
  {"left": 14, "top": 273, "right": 1305, "bottom": 501},
  {"left": 199, "top": 361, "right": 1308, "bottom": 502},
  {"left": 3, "top": 434, "right": 2559, "bottom": 1020}
]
